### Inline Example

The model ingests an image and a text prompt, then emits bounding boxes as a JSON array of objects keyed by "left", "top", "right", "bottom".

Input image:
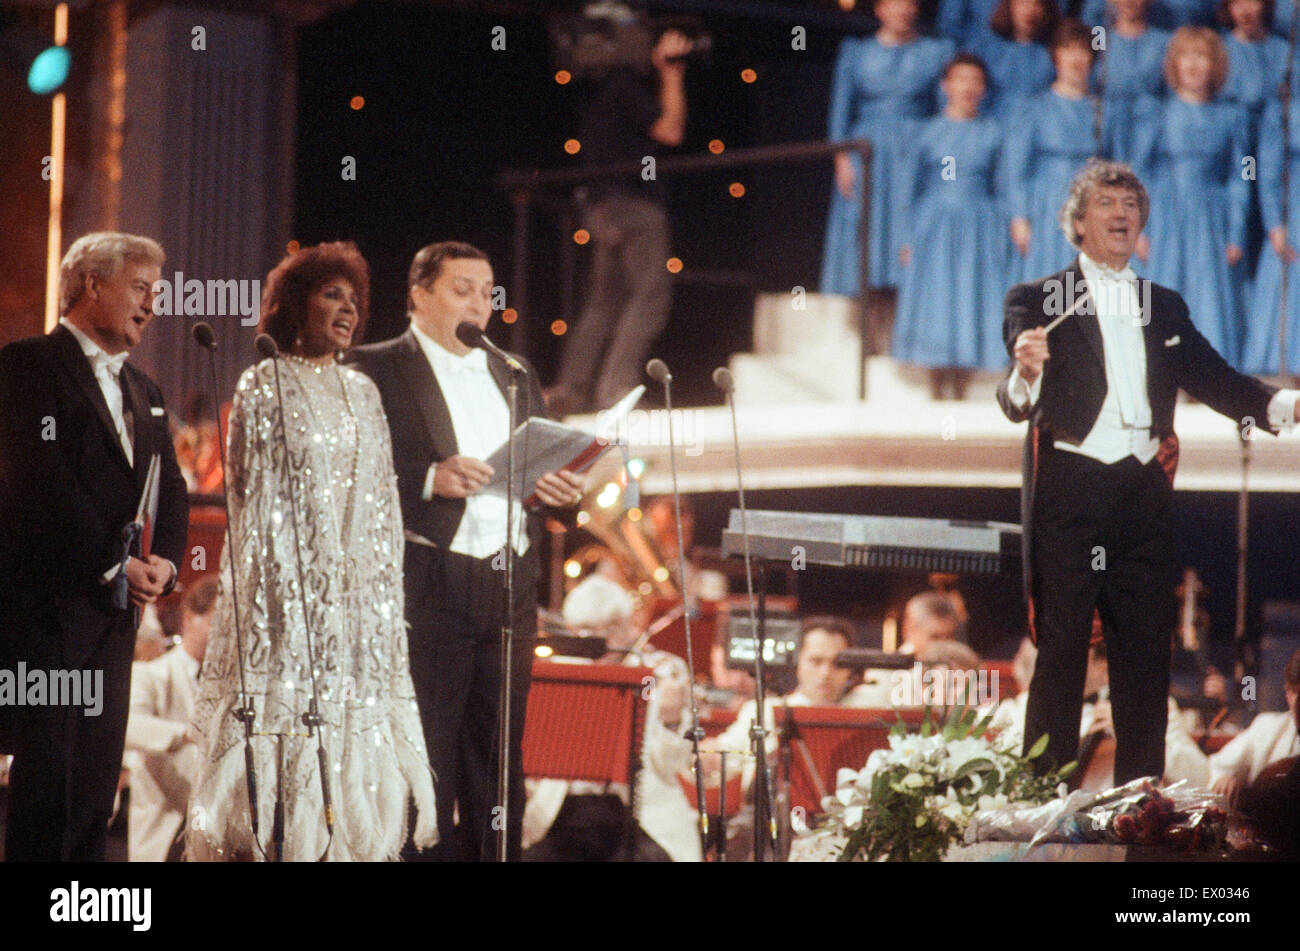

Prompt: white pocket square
[
  {"left": 1164, "top": 335, "right": 1180, "bottom": 347},
  {"left": 150, "top": 406, "right": 166, "bottom": 417}
]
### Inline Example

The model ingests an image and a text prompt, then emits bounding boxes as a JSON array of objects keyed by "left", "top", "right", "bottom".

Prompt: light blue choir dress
[
  {"left": 1082, "top": 0, "right": 1218, "bottom": 30},
  {"left": 1092, "top": 27, "right": 1171, "bottom": 163},
  {"left": 1131, "top": 95, "right": 1252, "bottom": 365},
  {"left": 938, "top": 0, "right": 1065, "bottom": 48},
  {"left": 821, "top": 33, "right": 954, "bottom": 294},
  {"left": 1222, "top": 31, "right": 1289, "bottom": 141},
  {"left": 1274, "top": 2, "right": 1298, "bottom": 38},
  {"left": 1004, "top": 90, "right": 1110, "bottom": 283},
  {"left": 1223, "top": 31, "right": 1289, "bottom": 270},
  {"left": 969, "top": 32, "right": 1055, "bottom": 118},
  {"left": 1243, "top": 97, "right": 1300, "bottom": 374},
  {"left": 893, "top": 114, "right": 1013, "bottom": 370}
]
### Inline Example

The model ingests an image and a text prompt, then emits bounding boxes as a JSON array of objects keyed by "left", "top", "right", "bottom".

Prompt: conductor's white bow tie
[
  {"left": 1093, "top": 262, "right": 1137, "bottom": 282},
  {"left": 93, "top": 350, "right": 129, "bottom": 378}
]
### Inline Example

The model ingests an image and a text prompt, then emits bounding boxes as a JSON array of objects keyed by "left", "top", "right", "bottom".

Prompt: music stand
[
  {"left": 521, "top": 660, "right": 652, "bottom": 858},
  {"left": 775, "top": 706, "right": 927, "bottom": 819}
]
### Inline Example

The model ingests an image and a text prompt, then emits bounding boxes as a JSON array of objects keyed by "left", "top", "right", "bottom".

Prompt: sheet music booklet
[{"left": 480, "top": 385, "right": 644, "bottom": 500}]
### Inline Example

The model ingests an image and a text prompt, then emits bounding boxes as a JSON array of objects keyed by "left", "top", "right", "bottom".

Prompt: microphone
[
  {"left": 192, "top": 321, "right": 217, "bottom": 351},
  {"left": 663, "top": 34, "right": 712, "bottom": 64},
  {"left": 711, "top": 366, "right": 734, "bottom": 395},
  {"left": 645, "top": 358, "right": 671, "bottom": 384},
  {"left": 190, "top": 321, "right": 261, "bottom": 850},
  {"left": 455, "top": 321, "right": 526, "bottom": 373},
  {"left": 258, "top": 327, "right": 335, "bottom": 855}
]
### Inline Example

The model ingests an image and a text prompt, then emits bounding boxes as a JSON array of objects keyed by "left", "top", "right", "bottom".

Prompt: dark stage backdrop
[
  {"left": 116, "top": 5, "right": 295, "bottom": 416},
  {"left": 293, "top": 2, "right": 851, "bottom": 405}
]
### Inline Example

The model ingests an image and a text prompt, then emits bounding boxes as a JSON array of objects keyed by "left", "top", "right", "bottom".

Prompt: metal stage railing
[{"left": 495, "top": 137, "right": 874, "bottom": 399}]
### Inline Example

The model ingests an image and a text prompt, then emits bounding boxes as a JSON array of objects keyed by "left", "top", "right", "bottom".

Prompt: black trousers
[
  {"left": 5, "top": 607, "right": 134, "bottom": 862},
  {"left": 1024, "top": 447, "right": 1176, "bottom": 785},
  {"left": 404, "top": 544, "right": 538, "bottom": 862},
  {"left": 557, "top": 195, "right": 672, "bottom": 409}
]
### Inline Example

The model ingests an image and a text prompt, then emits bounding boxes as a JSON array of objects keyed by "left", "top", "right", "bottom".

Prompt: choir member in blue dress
[
  {"left": 1091, "top": 0, "right": 1172, "bottom": 162},
  {"left": 893, "top": 54, "right": 1013, "bottom": 393},
  {"left": 1242, "top": 93, "right": 1300, "bottom": 377},
  {"left": 939, "top": 0, "right": 1064, "bottom": 48},
  {"left": 1271, "top": 0, "right": 1298, "bottom": 36},
  {"left": 1132, "top": 27, "right": 1252, "bottom": 364},
  {"left": 1083, "top": 0, "right": 1219, "bottom": 29},
  {"left": 1006, "top": 21, "right": 1109, "bottom": 284},
  {"left": 1221, "top": 0, "right": 1289, "bottom": 268},
  {"left": 822, "top": 0, "right": 955, "bottom": 297},
  {"left": 970, "top": 0, "right": 1059, "bottom": 116}
]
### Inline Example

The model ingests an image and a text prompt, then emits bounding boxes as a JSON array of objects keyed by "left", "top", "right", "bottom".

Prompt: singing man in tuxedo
[
  {"left": 346, "top": 241, "right": 584, "bottom": 861},
  {"left": 0, "top": 232, "right": 189, "bottom": 861},
  {"left": 997, "top": 160, "right": 1300, "bottom": 786}
]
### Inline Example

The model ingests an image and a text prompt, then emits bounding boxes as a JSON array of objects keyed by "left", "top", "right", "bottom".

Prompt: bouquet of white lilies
[{"left": 815, "top": 706, "right": 1075, "bottom": 862}]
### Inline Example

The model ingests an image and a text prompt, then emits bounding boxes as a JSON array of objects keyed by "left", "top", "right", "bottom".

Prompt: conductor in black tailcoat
[
  {"left": 0, "top": 232, "right": 189, "bottom": 861},
  {"left": 996, "top": 161, "right": 1299, "bottom": 784}
]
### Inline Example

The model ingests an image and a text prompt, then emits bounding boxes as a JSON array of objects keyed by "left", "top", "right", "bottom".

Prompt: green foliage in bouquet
[{"left": 831, "top": 704, "right": 1076, "bottom": 862}]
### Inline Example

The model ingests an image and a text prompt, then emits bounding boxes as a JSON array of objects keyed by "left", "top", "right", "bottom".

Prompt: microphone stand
[
  {"left": 192, "top": 323, "right": 263, "bottom": 859},
  {"left": 452, "top": 321, "right": 531, "bottom": 862},
  {"left": 713, "top": 366, "right": 778, "bottom": 862},
  {"left": 495, "top": 362, "right": 523, "bottom": 863},
  {"left": 1233, "top": 426, "right": 1254, "bottom": 722},
  {"left": 644, "top": 358, "right": 711, "bottom": 860},
  {"left": 258, "top": 335, "right": 335, "bottom": 861}
]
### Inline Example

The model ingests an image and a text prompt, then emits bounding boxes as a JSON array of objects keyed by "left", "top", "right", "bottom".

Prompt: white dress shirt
[
  {"left": 409, "top": 322, "right": 527, "bottom": 558},
  {"left": 61, "top": 317, "right": 133, "bottom": 466},
  {"left": 61, "top": 318, "right": 176, "bottom": 588},
  {"left": 1007, "top": 255, "right": 1298, "bottom": 461}
]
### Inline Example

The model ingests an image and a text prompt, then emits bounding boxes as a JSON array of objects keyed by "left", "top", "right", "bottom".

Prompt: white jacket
[
  {"left": 125, "top": 647, "right": 200, "bottom": 862},
  {"left": 1208, "top": 711, "right": 1300, "bottom": 786}
]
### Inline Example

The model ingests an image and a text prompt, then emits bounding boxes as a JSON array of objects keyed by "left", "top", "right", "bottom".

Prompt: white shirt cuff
[
  {"left": 1009, "top": 366, "right": 1043, "bottom": 411},
  {"left": 1267, "top": 389, "right": 1299, "bottom": 431},
  {"left": 421, "top": 462, "right": 438, "bottom": 502}
]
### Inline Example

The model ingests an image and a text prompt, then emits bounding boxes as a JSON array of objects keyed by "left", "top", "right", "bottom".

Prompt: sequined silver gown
[{"left": 188, "top": 357, "right": 437, "bottom": 861}]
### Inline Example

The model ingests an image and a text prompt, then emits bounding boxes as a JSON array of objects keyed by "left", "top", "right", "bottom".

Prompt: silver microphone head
[
  {"left": 645, "top": 358, "right": 671, "bottom": 384},
  {"left": 712, "top": 366, "right": 735, "bottom": 394}
]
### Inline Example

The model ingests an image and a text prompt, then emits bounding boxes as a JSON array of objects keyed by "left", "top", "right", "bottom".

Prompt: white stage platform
[{"left": 574, "top": 294, "right": 1300, "bottom": 496}]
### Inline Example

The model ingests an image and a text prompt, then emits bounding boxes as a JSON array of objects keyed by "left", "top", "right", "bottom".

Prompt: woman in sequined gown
[{"left": 188, "top": 243, "right": 437, "bottom": 861}]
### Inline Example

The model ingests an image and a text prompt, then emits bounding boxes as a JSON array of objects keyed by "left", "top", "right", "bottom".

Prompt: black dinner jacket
[
  {"left": 345, "top": 327, "right": 558, "bottom": 560},
  {"left": 0, "top": 324, "right": 189, "bottom": 668},
  {"left": 995, "top": 259, "right": 1279, "bottom": 600}
]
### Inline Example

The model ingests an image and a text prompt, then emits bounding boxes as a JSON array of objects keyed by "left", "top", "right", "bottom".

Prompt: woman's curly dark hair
[{"left": 257, "top": 241, "right": 371, "bottom": 354}]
